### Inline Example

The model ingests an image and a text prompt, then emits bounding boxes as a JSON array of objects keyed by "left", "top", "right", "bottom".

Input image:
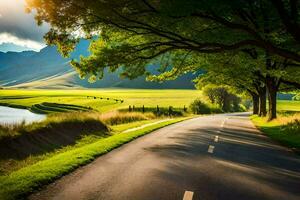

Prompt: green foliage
[
  {"left": 293, "top": 93, "right": 300, "bottom": 101},
  {"left": 25, "top": 0, "right": 300, "bottom": 84},
  {"left": 189, "top": 99, "right": 211, "bottom": 114},
  {"left": 203, "top": 85, "right": 241, "bottom": 112}
]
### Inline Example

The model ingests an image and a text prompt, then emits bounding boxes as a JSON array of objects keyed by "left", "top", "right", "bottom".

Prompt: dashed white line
[
  {"left": 214, "top": 135, "right": 219, "bottom": 142},
  {"left": 183, "top": 191, "right": 194, "bottom": 200},
  {"left": 208, "top": 145, "right": 215, "bottom": 153},
  {"left": 221, "top": 121, "right": 225, "bottom": 128}
]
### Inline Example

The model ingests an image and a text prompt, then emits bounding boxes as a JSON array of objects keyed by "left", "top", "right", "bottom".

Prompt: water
[{"left": 0, "top": 106, "right": 46, "bottom": 125}]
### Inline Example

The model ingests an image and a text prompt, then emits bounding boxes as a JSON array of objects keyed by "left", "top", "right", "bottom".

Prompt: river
[{"left": 0, "top": 106, "right": 46, "bottom": 125}]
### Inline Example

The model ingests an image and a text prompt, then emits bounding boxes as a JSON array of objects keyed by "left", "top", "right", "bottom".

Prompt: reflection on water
[{"left": 0, "top": 106, "right": 46, "bottom": 125}]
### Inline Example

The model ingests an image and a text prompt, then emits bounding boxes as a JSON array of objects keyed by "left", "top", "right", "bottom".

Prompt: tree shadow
[{"left": 144, "top": 116, "right": 300, "bottom": 200}]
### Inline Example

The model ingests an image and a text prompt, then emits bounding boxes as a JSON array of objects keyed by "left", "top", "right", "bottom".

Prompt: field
[
  {"left": 0, "top": 89, "right": 299, "bottom": 199},
  {"left": 277, "top": 100, "right": 300, "bottom": 112},
  {"left": 0, "top": 89, "right": 201, "bottom": 199},
  {"left": 0, "top": 89, "right": 202, "bottom": 113}
]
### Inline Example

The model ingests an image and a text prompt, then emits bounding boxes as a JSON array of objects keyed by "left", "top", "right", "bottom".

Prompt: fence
[{"left": 127, "top": 105, "right": 188, "bottom": 116}]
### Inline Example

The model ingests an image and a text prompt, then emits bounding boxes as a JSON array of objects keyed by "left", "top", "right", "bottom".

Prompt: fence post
[
  {"left": 142, "top": 105, "right": 145, "bottom": 113},
  {"left": 184, "top": 105, "right": 187, "bottom": 112},
  {"left": 129, "top": 105, "right": 132, "bottom": 112},
  {"left": 133, "top": 105, "right": 135, "bottom": 111},
  {"left": 168, "top": 106, "right": 172, "bottom": 116},
  {"left": 156, "top": 105, "right": 159, "bottom": 114}
]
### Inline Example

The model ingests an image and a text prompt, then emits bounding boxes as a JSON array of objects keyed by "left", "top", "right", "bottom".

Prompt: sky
[{"left": 0, "top": 0, "right": 49, "bottom": 52}]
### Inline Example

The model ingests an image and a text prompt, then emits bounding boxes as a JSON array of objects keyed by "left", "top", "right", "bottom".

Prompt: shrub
[
  {"left": 282, "top": 119, "right": 300, "bottom": 134},
  {"left": 189, "top": 99, "right": 211, "bottom": 114},
  {"left": 99, "top": 111, "right": 155, "bottom": 125}
]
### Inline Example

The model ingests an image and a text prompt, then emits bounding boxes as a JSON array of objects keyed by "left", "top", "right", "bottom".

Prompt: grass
[
  {"left": 0, "top": 111, "right": 160, "bottom": 173},
  {"left": 0, "top": 89, "right": 202, "bottom": 113},
  {"left": 251, "top": 99, "right": 300, "bottom": 153},
  {"left": 0, "top": 117, "right": 189, "bottom": 200},
  {"left": 277, "top": 100, "right": 300, "bottom": 111}
]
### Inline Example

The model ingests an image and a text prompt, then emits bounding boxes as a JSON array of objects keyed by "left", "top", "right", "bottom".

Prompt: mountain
[
  {"left": 0, "top": 43, "right": 39, "bottom": 53},
  {"left": 0, "top": 40, "right": 197, "bottom": 89}
]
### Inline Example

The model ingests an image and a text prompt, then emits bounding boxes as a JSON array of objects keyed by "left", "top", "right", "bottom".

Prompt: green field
[
  {"left": 277, "top": 100, "right": 300, "bottom": 112},
  {"left": 0, "top": 89, "right": 202, "bottom": 113},
  {"left": 0, "top": 89, "right": 200, "bottom": 199}
]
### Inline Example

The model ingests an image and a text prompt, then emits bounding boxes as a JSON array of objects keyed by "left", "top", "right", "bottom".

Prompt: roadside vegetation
[
  {"left": 251, "top": 101, "right": 300, "bottom": 153},
  {"left": 0, "top": 93, "right": 195, "bottom": 200},
  {"left": 0, "top": 116, "right": 188, "bottom": 200},
  {"left": 0, "top": 111, "right": 160, "bottom": 174}
]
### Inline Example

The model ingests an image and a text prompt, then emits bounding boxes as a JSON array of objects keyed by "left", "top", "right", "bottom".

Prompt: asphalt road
[{"left": 30, "top": 113, "right": 300, "bottom": 200}]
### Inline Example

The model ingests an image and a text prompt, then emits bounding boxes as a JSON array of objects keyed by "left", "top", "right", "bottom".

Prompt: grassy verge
[
  {"left": 0, "top": 111, "right": 158, "bottom": 174},
  {"left": 0, "top": 117, "right": 190, "bottom": 200},
  {"left": 251, "top": 114, "right": 300, "bottom": 152}
]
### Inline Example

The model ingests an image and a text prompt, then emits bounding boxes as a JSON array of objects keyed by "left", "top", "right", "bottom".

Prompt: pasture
[{"left": 0, "top": 89, "right": 202, "bottom": 113}]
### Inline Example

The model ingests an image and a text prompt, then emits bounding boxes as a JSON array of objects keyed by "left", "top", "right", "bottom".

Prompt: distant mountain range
[
  {"left": 0, "top": 43, "right": 40, "bottom": 53},
  {"left": 0, "top": 40, "right": 198, "bottom": 89}
]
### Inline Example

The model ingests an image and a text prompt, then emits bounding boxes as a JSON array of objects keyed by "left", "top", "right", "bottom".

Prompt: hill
[{"left": 0, "top": 40, "right": 197, "bottom": 89}]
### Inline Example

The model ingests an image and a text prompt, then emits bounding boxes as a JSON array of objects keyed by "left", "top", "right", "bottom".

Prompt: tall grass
[
  {"left": 251, "top": 112, "right": 300, "bottom": 152},
  {"left": 99, "top": 111, "right": 155, "bottom": 125},
  {"left": 0, "top": 111, "right": 157, "bottom": 139}
]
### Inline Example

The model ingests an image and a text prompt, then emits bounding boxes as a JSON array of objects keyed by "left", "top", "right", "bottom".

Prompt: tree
[
  {"left": 202, "top": 85, "right": 241, "bottom": 112},
  {"left": 192, "top": 52, "right": 267, "bottom": 116},
  {"left": 26, "top": 0, "right": 300, "bottom": 70},
  {"left": 26, "top": 0, "right": 300, "bottom": 119}
]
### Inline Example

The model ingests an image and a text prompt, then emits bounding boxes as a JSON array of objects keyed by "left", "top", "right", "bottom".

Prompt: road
[{"left": 30, "top": 113, "right": 300, "bottom": 200}]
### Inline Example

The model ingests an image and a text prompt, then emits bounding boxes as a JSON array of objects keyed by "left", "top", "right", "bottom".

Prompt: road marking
[
  {"left": 208, "top": 145, "right": 215, "bottom": 153},
  {"left": 183, "top": 191, "right": 194, "bottom": 200},
  {"left": 221, "top": 118, "right": 227, "bottom": 128},
  {"left": 221, "top": 121, "right": 225, "bottom": 128},
  {"left": 122, "top": 119, "right": 171, "bottom": 133},
  {"left": 214, "top": 135, "right": 219, "bottom": 142}
]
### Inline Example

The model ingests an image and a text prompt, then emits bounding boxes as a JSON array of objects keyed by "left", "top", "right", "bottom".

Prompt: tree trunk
[
  {"left": 258, "top": 86, "right": 267, "bottom": 117},
  {"left": 266, "top": 76, "right": 278, "bottom": 120},
  {"left": 252, "top": 93, "right": 259, "bottom": 115}
]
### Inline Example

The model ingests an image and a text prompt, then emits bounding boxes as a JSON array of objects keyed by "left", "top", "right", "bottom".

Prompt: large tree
[
  {"left": 26, "top": 0, "right": 300, "bottom": 67},
  {"left": 26, "top": 0, "right": 300, "bottom": 119}
]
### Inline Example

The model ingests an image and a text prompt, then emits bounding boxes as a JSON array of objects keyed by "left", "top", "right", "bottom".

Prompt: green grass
[
  {"left": 0, "top": 111, "right": 159, "bottom": 174},
  {"left": 251, "top": 100, "right": 300, "bottom": 153},
  {"left": 251, "top": 113, "right": 300, "bottom": 152},
  {"left": 0, "top": 117, "right": 189, "bottom": 200},
  {"left": 0, "top": 89, "right": 202, "bottom": 113},
  {"left": 277, "top": 100, "right": 300, "bottom": 111}
]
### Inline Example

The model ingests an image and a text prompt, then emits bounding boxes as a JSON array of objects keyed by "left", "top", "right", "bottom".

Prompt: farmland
[{"left": 0, "top": 89, "right": 202, "bottom": 113}]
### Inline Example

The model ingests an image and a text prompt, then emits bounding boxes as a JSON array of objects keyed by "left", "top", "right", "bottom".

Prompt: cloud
[
  {"left": 0, "top": 32, "right": 45, "bottom": 51},
  {"left": 0, "top": 0, "right": 49, "bottom": 50}
]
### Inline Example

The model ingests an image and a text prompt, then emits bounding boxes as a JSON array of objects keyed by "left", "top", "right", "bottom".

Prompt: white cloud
[{"left": 0, "top": 32, "right": 45, "bottom": 51}]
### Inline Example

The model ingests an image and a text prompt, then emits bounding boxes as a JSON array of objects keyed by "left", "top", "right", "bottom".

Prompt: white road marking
[
  {"left": 214, "top": 135, "right": 219, "bottom": 142},
  {"left": 208, "top": 145, "right": 215, "bottom": 153},
  {"left": 221, "top": 121, "right": 225, "bottom": 128},
  {"left": 122, "top": 119, "right": 171, "bottom": 133},
  {"left": 183, "top": 191, "right": 194, "bottom": 200},
  {"left": 221, "top": 118, "right": 227, "bottom": 128}
]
